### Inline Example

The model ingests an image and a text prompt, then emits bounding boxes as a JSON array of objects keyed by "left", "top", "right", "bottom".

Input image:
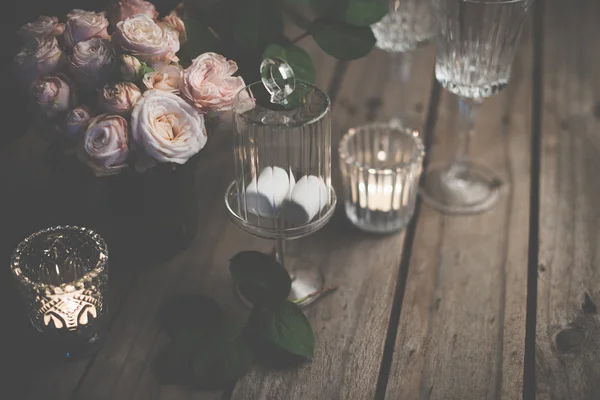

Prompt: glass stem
[
  {"left": 450, "top": 97, "right": 481, "bottom": 173},
  {"left": 275, "top": 236, "right": 286, "bottom": 270},
  {"left": 389, "top": 51, "right": 414, "bottom": 123}
]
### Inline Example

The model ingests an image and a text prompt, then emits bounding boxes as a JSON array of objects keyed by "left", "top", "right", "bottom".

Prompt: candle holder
[
  {"left": 10, "top": 226, "right": 109, "bottom": 359},
  {"left": 339, "top": 122, "right": 424, "bottom": 234}
]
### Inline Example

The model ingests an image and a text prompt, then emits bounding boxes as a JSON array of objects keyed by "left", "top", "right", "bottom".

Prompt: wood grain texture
[
  {"left": 383, "top": 32, "right": 533, "bottom": 400},
  {"left": 536, "top": 1, "right": 600, "bottom": 399},
  {"left": 230, "top": 45, "right": 436, "bottom": 400}
]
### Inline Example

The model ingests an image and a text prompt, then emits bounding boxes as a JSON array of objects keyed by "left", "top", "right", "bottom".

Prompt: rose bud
[
  {"left": 161, "top": 11, "right": 187, "bottom": 45},
  {"left": 108, "top": 0, "right": 159, "bottom": 26},
  {"left": 181, "top": 53, "right": 246, "bottom": 113},
  {"left": 65, "top": 106, "right": 92, "bottom": 141},
  {"left": 77, "top": 114, "right": 130, "bottom": 177},
  {"left": 112, "top": 14, "right": 180, "bottom": 67},
  {"left": 142, "top": 64, "right": 182, "bottom": 93},
  {"left": 64, "top": 9, "right": 110, "bottom": 48},
  {"left": 119, "top": 54, "right": 143, "bottom": 82},
  {"left": 32, "top": 75, "right": 75, "bottom": 117},
  {"left": 131, "top": 90, "right": 206, "bottom": 169},
  {"left": 98, "top": 82, "right": 142, "bottom": 115}
]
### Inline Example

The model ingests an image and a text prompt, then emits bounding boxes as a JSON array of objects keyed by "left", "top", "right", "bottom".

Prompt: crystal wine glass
[
  {"left": 225, "top": 59, "right": 336, "bottom": 306},
  {"left": 420, "top": 0, "right": 534, "bottom": 214},
  {"left": 371, "top": 0, "right": 435, "bottom": 123}
]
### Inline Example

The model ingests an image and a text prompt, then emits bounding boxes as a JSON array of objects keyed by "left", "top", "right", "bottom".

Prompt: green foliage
[
  {"left": 343, "top": 0, "right": 388, "bottom": 27},
  {"left": 230, "top": 251, "right": 292, "bottom": 306},
  {"left": 180, "top": 0, "right": 386, "bottom": 82},
  {"left": 263, "top": 44, "right": 316, "bottom": 83},
  {"left": 311, "top": 20, "right": 377, "bottom": 60},
  {"left": 155, "top": 251, "right": 317, "bottom": 390}
]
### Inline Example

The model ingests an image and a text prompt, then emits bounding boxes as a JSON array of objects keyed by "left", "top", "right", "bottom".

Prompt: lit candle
[{"left": 11, "top": 226, "right": 109, "bottom": 358}]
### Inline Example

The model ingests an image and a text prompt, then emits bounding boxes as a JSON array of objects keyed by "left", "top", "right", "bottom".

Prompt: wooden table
[{"left": 2, "top": 1, "right": 600, "bottom": 398}]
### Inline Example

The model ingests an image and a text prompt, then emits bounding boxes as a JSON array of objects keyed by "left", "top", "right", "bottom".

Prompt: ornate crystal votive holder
[
  {"left": 339, "top": 122, "right": 425, "bottom": 234},
  {"left": 10, "top": 226, "right": 109, "bottom": 358}
]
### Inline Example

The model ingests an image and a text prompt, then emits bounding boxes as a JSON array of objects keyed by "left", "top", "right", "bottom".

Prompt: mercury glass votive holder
[
  {"left": 339, "top": 122, "right": 425, "bottom": 234},
  {"left": 10, "top": 226, "right": 109, "bottom": 358}
]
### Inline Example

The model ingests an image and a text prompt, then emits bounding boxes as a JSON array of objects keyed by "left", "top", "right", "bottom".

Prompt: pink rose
[
  {"left": 14, "top": 37, "right": 64, "bottom": 84},
  {"left": 142, "top": 64, "right": 182, "bottom": 93},
  {"left": 181, "top": 53, "right": 246, "bottom": 112},
  {"left": 32, "top": 75, "right": 75, "bottom": 117},
  {"left": 19, "top": 16, "right": 65, "bottom": 46},
  {"left": 69, "top": 38, "right": 115, "bottom": 86},
  {"left": 64, "top": 10, "right": 110, "bottom": 47},
  {"left": 113, "top": 15, "right": 180, "bottom": 67},
  {"left": 131, "top": 90, "right": 206, "bottom": 168},
  {"left": 108, "top": 0, "right": 159, "bottom": 26},
  {"left": 65, "top": 106, "right": 92, "bottom": 141},
  {"left": 161, "top": 12, "right": 187, "bottom": 45},
  {"left": 98, "top": 82, "right": 142, "bottom": 115},
  {"left": 78, "top": 114, "right": 130, "bottom": 177},
  {"left": 119, "top": 54, "right": 144, "bottom": 81}
]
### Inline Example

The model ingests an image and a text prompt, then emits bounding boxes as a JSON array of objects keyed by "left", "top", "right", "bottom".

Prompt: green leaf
[
  {"left": 259, "top": 301, "right": 315, "bottom": 358},
  {"left": 310, "top": 0, "right": 349, "bottom": 17},
  {"left": 154, "top": 329, "right": 203, "bottom": 385},
  {"left": 286, "top": 8, "right": 312, "bottom": 32},
  {"left": 230, "top": 251, "right": 292, "bottom": 306},
  {"left": 343, "top": 0, "right": 387, "bottom": 27},
  {"left": 311, "top": 19, "right": 376, "bottom": 60},
  {"left": 263, "top": 44, "right": 316, "bottom": 84},
  {"left": 157, "top": 295, "right": 223, "bottom": 338},
  {"left": 192, "top": 321, "right": 254, "bottom": 389},
  {"left": 184, "top": 19, "right": 218, "bottom": 59},
  {"left": 284, "top": 0, "right": 310, "bottom": 4}
]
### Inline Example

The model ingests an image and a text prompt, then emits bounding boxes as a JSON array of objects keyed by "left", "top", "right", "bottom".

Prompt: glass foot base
[
  {"left": 420, "top": 162, "right": 502, "bottom": 214},
  {"left": 235, "top": 260, "right": 323, "bottom": 308}
]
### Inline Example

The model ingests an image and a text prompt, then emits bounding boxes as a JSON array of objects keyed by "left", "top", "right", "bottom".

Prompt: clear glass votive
[
  {"left": 10, "top": 226, "right": 109, "bottom": 358},
  {"left": 339, "top": 122, "right": 425, "bottom": 234}
]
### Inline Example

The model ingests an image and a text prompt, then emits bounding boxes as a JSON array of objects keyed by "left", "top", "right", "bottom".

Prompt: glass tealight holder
[
  {"left": 339, "top": 122, "right": 425, "bottom": 234},
  {"left": 10, "top": 226, "right": 109, "bottom": 358}
]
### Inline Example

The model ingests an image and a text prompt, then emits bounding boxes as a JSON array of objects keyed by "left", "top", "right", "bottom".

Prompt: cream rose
[
  {"left": 113, "top": 15, "right": 180, "bottom": 66},
  {"left": 142, "top": 64, "right": 182, "bottom": 93},
  {"left": 78, "top": 114, "right": 130, "bottom": 177},
  {"left": 65, "top": 106, "right": 92, "bottom": 141},
  {"left": 19, "top": 16, "right": 65, "bottom": 45},
  {"left": 69, "top": 38, "right": 115, "bottom": 86},
  {"left": 64, "top": 10, "right": 110, "bottom": 48},
  {"left": 98, "top": 82, "right": 142, "bottom": 115},
  {"left": 32, "top": 75, "right": 74, "bottom": 117},
  {"left": 161, "top": 12, "right": 187, "bottom": 44},
  {"left": 181, "top": 53, "right": 246, "bottom": 112},
  {"left": 108, "top": 0, "right": 159, "bottom": 26},
  {"left": 131, "top": 90, "right": 206, "bottom": 167},
  {"left": 119, "top": 54, "right": 143, "bottom": 81},
  {"left": 14, "top": 37, "right": 63, "bottom": 84}
]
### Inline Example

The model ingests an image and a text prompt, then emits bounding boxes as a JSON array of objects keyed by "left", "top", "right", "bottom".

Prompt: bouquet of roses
[{"left": 14, "top": 0, "right": 247, "bottom": 176}]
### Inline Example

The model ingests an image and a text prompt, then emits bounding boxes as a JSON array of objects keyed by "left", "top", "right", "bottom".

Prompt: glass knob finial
[{"left": 260, "top": 58, "right": 296, "bottom": 105}]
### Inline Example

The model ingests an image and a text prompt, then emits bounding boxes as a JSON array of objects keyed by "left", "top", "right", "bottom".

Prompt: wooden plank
[
  {"left": 230, "top": 44, "right": 436, "bottom": 400},
  {"left": 536, "top": 1, "right": 600, "bottom": 398},
  {"left": 383, "top": 29, "right": 533, "bottom": 400}
]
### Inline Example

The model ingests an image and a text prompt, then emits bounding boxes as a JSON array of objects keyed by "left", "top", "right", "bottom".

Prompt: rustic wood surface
[
  {"left": 3, "top": 1, "right": 600, "bottom": 399},
  {"left": 383, "top": 26, "right": 533, "bottom": 400},
  {"left": 535, "top": 0, "right": 600, "bottom": 399}
]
